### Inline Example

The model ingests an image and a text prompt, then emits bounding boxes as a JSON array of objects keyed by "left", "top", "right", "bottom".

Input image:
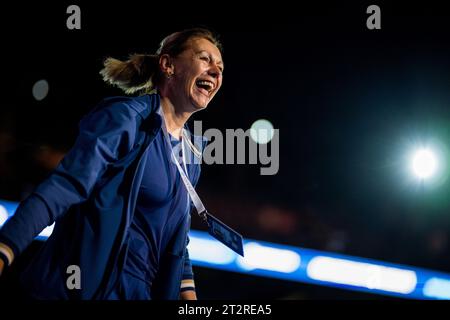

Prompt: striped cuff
[
  {"left": 0, "top": 242, "right": 14, "bottom": 266},
  {"left": 180, "top": 279, "right": 196, "bottom": 292}
]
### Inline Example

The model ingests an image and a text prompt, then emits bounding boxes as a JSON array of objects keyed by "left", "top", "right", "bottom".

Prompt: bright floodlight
[{"left": 411, "top": 149, "right": 437, "bottom": 179}]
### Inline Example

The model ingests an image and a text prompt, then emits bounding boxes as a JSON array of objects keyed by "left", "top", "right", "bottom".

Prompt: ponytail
[{"left": 99, "top": 54, "right": 159, "bottom": 95}]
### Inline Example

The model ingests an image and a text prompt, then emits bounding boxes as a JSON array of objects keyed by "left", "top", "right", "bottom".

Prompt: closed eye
[{"left": 199, "top": 54, "right": 223, "bottom": 73}]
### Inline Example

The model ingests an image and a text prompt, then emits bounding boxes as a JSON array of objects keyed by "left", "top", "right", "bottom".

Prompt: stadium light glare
[
  {"left": 306, "top": 256, "right": 417, "bottom": 294},
  {"left": 187, "top": 237, "right": 236, "bottom": 265},
  {"left": 236, "top": 242, "right": 301, "bottom": 273},
  {"left": 423, "top": 277, "right": 450, "bottom": 300},
  {"left": 411, "top": 148, "right": 437, "bottom": 179}
]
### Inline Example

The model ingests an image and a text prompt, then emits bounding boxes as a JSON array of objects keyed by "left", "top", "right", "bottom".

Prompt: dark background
[{"left": 1, "top": 1, "right": 450, "bottom": 299}]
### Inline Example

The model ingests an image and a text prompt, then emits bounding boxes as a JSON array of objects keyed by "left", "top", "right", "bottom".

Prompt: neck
[{"left": 160, "top": 96, "right": 192, "bottom": 140}]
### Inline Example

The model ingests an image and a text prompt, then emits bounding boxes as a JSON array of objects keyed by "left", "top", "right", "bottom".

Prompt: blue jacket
[{"left": 0, "top": 93, "right": 203, "bottom": 299}]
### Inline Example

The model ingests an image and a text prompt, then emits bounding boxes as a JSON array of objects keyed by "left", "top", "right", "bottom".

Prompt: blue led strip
[{"left": 1, "top": 200, "right": 449, "bottom": 299}]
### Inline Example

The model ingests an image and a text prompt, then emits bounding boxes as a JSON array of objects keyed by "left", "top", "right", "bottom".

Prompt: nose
[{"left": 208, "top": 63, "right": 222, "bottom": 79}]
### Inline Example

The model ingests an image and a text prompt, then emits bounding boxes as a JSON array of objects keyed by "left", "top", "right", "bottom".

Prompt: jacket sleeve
[
  {"left": 0, "top": 100, "right": 139, "bottom": 261},
  {"left": 180, "top": 235, "right": 195, "bottom": 293}
]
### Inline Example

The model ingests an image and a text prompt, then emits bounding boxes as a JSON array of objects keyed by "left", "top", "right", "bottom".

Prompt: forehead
[{"left": 186, "top": 37, "right": 223, "bottom": 61}]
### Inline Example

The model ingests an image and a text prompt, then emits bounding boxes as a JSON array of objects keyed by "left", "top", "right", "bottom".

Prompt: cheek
[
  {"left": 182, "top": 77, "right": 195, "bottom": 91},
  {"left": 216, "top": 79, "right": 223, "bottom": 91}
]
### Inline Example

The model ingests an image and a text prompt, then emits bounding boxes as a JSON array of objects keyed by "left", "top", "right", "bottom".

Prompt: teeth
[{"left": 196, "top": 80, "right": 214, "bottom": 91}]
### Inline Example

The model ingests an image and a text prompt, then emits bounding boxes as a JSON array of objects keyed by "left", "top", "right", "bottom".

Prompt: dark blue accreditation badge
[{"left": 206, "top": 213, "right": 245, "bottom": 257}]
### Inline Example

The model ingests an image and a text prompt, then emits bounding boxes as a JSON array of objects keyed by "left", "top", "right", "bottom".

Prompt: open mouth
[{"left": 195, "top": 79, "right": 215, "bottom": 96}]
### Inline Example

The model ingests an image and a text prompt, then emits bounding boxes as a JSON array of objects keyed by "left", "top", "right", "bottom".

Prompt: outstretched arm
[{"left": 0, "top": 99, "right": 140, "bottom": 271}]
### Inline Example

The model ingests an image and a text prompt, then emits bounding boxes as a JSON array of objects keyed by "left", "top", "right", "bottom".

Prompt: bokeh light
[
  {"left": 250, "top": 119, "right": 274, "bottom": 144},
  {"left": 32, "top": 79, "right": 49, "bottom": 101}
]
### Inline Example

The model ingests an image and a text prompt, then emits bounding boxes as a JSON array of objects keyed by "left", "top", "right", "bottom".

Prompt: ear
[{"left": 159, "top": 54, "right": 175, "bottom": 75}]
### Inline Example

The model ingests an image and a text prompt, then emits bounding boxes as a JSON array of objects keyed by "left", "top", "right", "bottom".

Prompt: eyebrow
[{"left": 197, "top": 50, "right": 224, "bottom": 69}]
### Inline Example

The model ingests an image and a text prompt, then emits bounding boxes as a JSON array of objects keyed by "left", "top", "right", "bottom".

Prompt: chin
[
  {"left": 190, "top": 89, "right": 216, "bottom": 111},
  {"left": 194, "top": 103, "right": 208, "bottom": 111},
  {"left": 190, "top": 98, "right": 210, "bottom": 111}
]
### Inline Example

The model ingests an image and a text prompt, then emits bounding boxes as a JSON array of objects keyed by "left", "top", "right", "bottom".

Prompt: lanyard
[
  {"left": 157, "top": 106, "right": 245, "bottom": 257},
  {"left": 158, "top": 107, "right": 208, "bottom": 222}
]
